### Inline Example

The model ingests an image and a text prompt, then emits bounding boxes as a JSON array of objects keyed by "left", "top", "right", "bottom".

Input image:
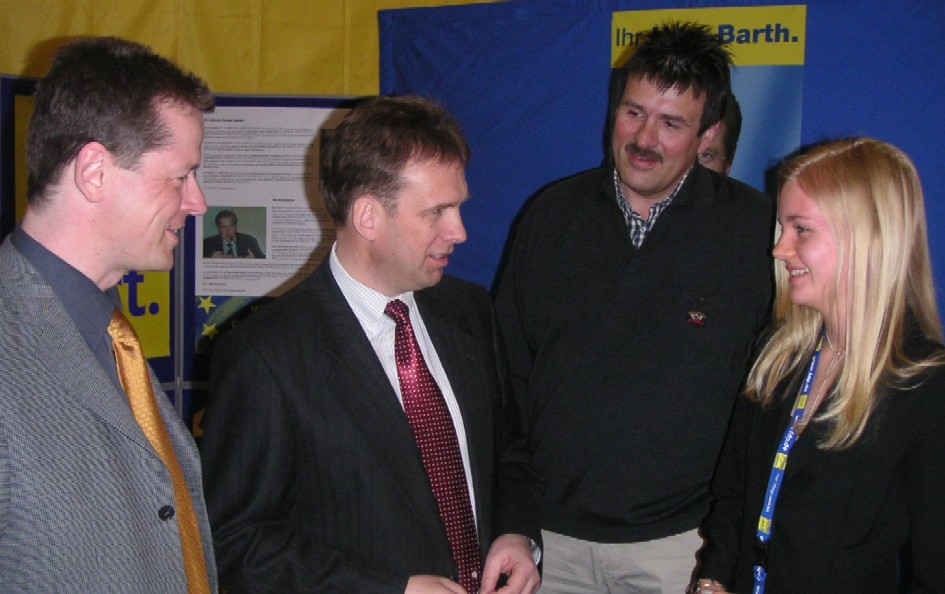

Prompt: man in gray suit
[{"left": 0, "top": 37, "right": 218, "bottom": 591}]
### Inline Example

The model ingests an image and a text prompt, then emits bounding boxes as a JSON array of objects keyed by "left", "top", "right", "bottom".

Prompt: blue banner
[{"left": 380, "top": 0, "right": 945, "bottom": 325}]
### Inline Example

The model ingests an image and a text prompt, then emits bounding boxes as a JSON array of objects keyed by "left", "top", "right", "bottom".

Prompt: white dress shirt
[{"left": 329, "top": 244, "right": 478, "bottom": 522}]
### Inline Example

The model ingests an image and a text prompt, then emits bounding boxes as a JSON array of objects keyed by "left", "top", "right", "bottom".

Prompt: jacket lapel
[
  {"left": 416, "top": 287, "right": 493, "bottom": 531},
  {"left": 309, "top": 266, "right": 447, "bottom": 543},
  {"left": 4, "top": 241, "right": 157, "bottom": 455}
]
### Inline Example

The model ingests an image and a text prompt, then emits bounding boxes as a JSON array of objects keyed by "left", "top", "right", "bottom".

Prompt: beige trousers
[{"left": 538, "top": 528, "right": 702, "bottom": 594}]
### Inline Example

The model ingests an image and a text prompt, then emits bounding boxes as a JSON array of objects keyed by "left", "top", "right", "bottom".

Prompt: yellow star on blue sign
[{"left": 198, "top": 295, "right": 216, "bottom": 314}]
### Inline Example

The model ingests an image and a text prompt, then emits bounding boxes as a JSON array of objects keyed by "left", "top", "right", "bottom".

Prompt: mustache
[{"left": 625, "top": 144, "right": 662, "bottom": 163}]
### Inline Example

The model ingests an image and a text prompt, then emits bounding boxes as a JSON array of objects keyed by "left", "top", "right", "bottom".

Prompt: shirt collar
[
  {"left": 613, "top": 165, "right": 693, "bottom": 216},
  {"left": 329, "top": 243, "right": 416, "bottom": 337},
  {"left": 10, "top": 226, "right": 120, "bottom": 348}
]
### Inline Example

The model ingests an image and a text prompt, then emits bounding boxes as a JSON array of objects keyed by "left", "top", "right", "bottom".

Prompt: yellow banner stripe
[{"left": 613, "top": 6, "right": 807, "bottom": 67}]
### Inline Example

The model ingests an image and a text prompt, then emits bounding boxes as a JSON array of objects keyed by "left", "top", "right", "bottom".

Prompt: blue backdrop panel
[
  {"left": 380, "top": 0, "right": 945, "bottom": 322},
  {"left": 384, "top": 2, "right": 612, "bottom": 287},
  {"left": 729, "top": 66, "right": 804, "bottom": 189}
]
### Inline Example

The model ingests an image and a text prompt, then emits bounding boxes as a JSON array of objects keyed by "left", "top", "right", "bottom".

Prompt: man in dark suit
[
  {"left": 203, "top": 209, "right": 265, "bottom": 258},
  {"left": 0, "top": 38, "right": 217, "bottom": 591},
  {"left": 199, "top": 96, "right": 542, "bottom": 594}
]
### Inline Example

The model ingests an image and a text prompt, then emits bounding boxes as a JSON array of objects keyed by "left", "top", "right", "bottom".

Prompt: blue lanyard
[{"left": 752, "top": 335, "right": 824, "bottom": 594}]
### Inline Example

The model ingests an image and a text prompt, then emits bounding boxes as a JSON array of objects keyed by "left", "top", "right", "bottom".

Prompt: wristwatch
[
  {"left": 528, "top": 538, "right": 542, "bottom": 565},
  {"left": 687, "top": 579, "right": 723, "bottom": 594}
]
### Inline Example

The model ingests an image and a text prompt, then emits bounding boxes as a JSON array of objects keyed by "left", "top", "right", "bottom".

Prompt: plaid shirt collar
[{"left": 614, "top": 166, "right": 692, "bottom": 248}]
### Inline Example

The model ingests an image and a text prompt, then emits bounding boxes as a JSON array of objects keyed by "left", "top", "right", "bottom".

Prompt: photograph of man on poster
[{"left": 203, "top": 207, "right": 266, "bottom": 259}]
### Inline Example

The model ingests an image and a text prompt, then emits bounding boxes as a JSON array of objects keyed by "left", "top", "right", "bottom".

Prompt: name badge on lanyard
[{"left": 752, "top": 334, "right": 825, "bottom": 594}]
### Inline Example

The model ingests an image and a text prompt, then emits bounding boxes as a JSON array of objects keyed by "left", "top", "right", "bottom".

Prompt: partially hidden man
[
  {"left": 0, "top": 38, "right": 217, "bottom": 592},
  {"left": 200, "top": 96, "right": 542, "bottom": 594}
]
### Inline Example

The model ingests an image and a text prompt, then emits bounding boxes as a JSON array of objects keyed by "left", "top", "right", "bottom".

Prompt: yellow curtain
[{"left": 0, "top": 0, "right": 496, "bottom": 96}]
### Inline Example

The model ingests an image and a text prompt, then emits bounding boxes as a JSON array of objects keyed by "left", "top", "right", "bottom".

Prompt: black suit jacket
[
  {"left": 199, "top": 262, "right": 540, "bottom": 593},
  {"left": 203, "top": 232, "right": 265, "bottom": 258},
  {"left": 699, "top": 334, "right": 945, "bottom": 593}
]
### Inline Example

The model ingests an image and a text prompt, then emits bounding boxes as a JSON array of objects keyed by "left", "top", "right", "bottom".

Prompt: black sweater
[{"left": 495, "top": 165, "right": 774, "bottom": 542}]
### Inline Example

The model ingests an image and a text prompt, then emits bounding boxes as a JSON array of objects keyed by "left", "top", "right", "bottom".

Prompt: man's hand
[
  {"left": 479, "top": 534, "right": 540, "bottom": 594},
  {"left": 406, "top": 575, "right": 467, "bottom": 594}
]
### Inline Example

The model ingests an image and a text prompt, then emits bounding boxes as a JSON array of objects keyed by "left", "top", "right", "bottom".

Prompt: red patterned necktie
[{"left": 385, "top": 299, "right": 482, "bottom": 592}]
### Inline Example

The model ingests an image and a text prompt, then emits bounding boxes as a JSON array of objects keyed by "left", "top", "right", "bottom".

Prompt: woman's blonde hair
[{"left": 746, "top": 138, "right": 944, "bottom": 449}]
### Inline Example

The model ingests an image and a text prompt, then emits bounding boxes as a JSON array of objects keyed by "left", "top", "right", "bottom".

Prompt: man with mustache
[{"left": 494, "top": 23, "right": 773, "bottom": 593}]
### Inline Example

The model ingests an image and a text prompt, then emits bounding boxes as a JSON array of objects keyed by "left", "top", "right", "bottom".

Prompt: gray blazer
[{"left": 0, "top": 237, "right": 218, "bottom": 592}]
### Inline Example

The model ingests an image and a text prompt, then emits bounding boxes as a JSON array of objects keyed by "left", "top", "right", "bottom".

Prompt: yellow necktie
[{"left": 108, "top": 309, "right": 211, "bottom": 594}]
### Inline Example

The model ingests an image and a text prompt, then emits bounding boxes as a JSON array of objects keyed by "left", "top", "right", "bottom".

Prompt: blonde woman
[{"left": 691, "top": 138, "right": 945, "bottom": 593}]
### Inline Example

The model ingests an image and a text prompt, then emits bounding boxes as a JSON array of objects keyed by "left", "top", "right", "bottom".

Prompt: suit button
[{"left": 158, "top": 505, "right": 175, "bottom": 521}]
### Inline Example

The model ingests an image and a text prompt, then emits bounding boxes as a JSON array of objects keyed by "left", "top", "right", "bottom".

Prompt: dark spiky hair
[{"left": 623, "top": 21, "right": 733, "bottom": 133}]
